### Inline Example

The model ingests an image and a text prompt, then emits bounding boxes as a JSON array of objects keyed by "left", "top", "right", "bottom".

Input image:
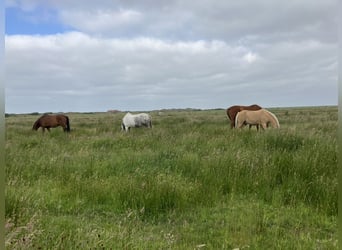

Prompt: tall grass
[{"left": 5, "top": 107, "right": 337, "bottom": 249}]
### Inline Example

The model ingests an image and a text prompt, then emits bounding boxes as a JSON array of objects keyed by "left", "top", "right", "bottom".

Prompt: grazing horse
[
  {"left": 121, "top": 112, "right": 152, "bottom": 132},
  {"left": 32, "top": 114, "right": 70, "bottom": 133},
  {"left": 235, "top": 109, "right": 280, "bottom": 130},
  {"left": 226, "top": 104, "right": 262, "bottom": 128}
]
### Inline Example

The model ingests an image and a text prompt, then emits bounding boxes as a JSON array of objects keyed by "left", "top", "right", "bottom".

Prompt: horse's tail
[
  {"left": 235, "top": 112, "right": 240, "bottom": 128},
  {"left": 148, "top": 115, "right": 152, "bottom": 128},
  {"left": 226, "top": 109, "right": 230, "bottom": 120},
  {"left": 65, "top": 116, "right": 71, "bottom": 132},
  {"left": 226, "top": 108, "right": 236, "bottom": 129},
  {"left": 227, "top": 107, "right": 236, "bottom": 121}
]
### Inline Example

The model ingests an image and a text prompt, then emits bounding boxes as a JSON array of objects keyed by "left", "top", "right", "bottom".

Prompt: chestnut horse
[
  {"left": 32, "top": 114, "right": 70, "bottom": 133},
  {"left": 235, "top": 109, "right": 280, "bottom": 130},
  {"left": 226, "top": 104, "right": 262, "bottom": 128}
]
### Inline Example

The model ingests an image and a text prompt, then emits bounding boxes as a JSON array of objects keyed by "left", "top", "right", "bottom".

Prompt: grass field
[{"left": 5, "top": 106, "right": 337, "bottom": 249}]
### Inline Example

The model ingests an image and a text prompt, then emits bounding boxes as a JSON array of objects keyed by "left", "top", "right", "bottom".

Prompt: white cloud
[
  {"left": 243, "top": 52, "right": 258, "bottom": 64},
  {"left": 5, "top": 30, "right": 337, "bottom": 113},
  {"left": 59, "top": 8, "right": 142, "bottom": 34}
]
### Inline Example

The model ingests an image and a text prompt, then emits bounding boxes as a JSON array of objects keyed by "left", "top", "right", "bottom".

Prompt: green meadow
[{"left": 5, "top": 106, "right": 337, "bottom": 249}]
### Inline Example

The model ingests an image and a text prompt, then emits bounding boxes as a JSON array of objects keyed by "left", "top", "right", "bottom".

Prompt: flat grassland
[{"left": 5, "top": 106, "right": 337, "bottom": 249}]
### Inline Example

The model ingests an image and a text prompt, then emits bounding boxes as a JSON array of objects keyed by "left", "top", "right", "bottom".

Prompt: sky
[{"left": 5, "top": 0, "right": 338, "bottom": 113}]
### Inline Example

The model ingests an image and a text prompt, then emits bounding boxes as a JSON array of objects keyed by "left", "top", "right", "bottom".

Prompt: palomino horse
[
  {"left": 235, "top": 109, "right": 280, "bottom": 130},
  {"left": 32, "top": 114, "right": 70, "bottom": 133},
  {"left": 121, "top": 112, "right": 152, "bottom": 132},
  {"left": 226, "top": 104, "right": 262, "bottom": 128}
]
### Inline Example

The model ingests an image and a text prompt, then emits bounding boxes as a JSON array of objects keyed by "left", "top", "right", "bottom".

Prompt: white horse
[{"left": 121, "top": 112, "right": 152, "bottom": 132}]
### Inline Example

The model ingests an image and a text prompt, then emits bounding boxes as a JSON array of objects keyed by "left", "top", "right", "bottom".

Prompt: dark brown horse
[
  {"left": 32, "top": 114, "right": 70, "bottom": 133},
  {"left": 226, "top": 104, "right": 262, "bottom": 128}
]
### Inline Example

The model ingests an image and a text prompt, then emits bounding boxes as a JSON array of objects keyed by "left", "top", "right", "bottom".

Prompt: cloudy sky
[{"left": 5, "top": 0, "right": 338, "bottom": 113}]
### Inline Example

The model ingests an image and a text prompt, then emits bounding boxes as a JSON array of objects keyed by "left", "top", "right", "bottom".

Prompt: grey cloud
[
  {"left": 8, "top": 1, "right": 337, "bottom": 43},
  {"left": 5, "top": 1, "right": 338, "bottom": 113},
  {"left": 48, "top": 0, "right": 338, "bottom": 43}
]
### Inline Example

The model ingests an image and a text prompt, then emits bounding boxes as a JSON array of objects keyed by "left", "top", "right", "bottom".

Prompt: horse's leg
[
  {"left": 47, "top": 128, "right": 51, "bottom": 132},
  {"left": 261, "top": 123, "right": 266, "bottom": 130}
]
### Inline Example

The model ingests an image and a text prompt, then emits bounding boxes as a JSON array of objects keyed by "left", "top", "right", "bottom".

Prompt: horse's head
[{"left": 32, "top": 119, "right": 41, "bottom": 130}]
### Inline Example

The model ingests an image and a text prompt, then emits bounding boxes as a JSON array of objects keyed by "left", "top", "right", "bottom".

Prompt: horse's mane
[
  {"left": 32, "top": 118, "right": 41, "bottom": 130},
  {"left": 251, "top": 104, "right": 262, "bottom": 109},
  {"left": 263, "top": 109, "right": 280, "bottom": 128}
]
